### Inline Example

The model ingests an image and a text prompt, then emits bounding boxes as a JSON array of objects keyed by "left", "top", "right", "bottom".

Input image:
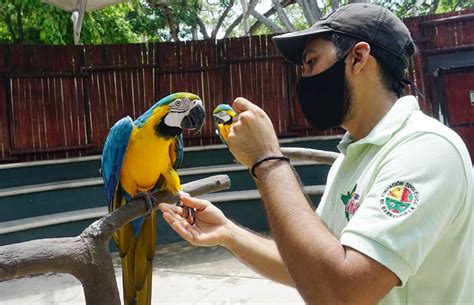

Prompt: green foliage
[
  {"left": 81, "top": 2, "right": 141, "bottom": 44},
  {"left": 372, "top": 0, "right": 473, "bottom": 18},
  {"left": 164, "top": 0, "right": 201, "bottom": 39},
  {"left": 0, "top": 0, "right": 472, "bottom": 44},
  {"left": 0, "top": 0, "right": 175, "bottom": 44},
  {"left": 435, "top": 0, "right": 474, "bottom": 12},
  {"left": 0, "top": 0, "right": 72, "bottom": 43},
  {"left": 199, "top": 0, "right": 238, "bottom": 38}
]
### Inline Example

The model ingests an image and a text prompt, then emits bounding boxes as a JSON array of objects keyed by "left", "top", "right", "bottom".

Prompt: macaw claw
[
  {"left": 177, "top": 201, "right": 196, "bottom": 225},
  {"left": 134, "top": 191, "right": 158, "bottom": 214}
]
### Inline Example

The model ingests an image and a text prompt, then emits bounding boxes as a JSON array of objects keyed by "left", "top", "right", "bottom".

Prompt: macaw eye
[{"left": 175, "top": 100, "right": 182, "bottom": 107}]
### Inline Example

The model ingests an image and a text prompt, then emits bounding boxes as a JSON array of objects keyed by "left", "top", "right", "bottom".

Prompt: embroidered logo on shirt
[
  {"left": 380, "top": 181, "right": 419, "bottom": 218},
  {"left": 341, "top": 184, "right": 360, "bottom": 221}
]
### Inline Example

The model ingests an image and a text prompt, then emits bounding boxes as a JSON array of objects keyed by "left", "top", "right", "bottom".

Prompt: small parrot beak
[
  {"left": 213, "top": 116, "right": 222, "bottom": 125},
  {"left": 181, "top": 100, "right": 205, "bottom": 130}
]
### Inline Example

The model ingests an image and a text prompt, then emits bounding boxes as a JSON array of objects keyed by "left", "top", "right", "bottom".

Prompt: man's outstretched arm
[{"left": 159, "top": 197, "right": 295, "bottom": 286}]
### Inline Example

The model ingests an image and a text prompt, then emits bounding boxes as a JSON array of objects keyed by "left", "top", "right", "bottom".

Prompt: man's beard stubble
[{"left": 342, "top": 78, "right": 355, "bottom": 124}]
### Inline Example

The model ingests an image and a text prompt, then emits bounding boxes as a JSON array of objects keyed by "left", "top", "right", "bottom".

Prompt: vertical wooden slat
[{"left": 1, "top": 9, "right": 474, "bottom": 162}]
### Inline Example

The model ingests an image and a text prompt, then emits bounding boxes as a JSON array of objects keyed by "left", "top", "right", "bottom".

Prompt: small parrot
[
  {"left": 101, "top": 92, "right": 205, "bottom": 305},
  {"left": 212, "top": 104, "right": 236, "bottom": 145}
]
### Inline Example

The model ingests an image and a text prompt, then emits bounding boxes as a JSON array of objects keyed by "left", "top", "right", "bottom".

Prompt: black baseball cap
[{"left": 273, "top": 3, "right": 415, "bottom": 67}]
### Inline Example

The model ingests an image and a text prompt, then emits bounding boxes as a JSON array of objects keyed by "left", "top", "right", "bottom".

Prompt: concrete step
[
  {"left": 0, "top": 185, "right": 325, "bottom": 247},
  {"left": 0, "top": 162, "right": 330, "bottom": 222},
  {"left": 0, "top": 136, "right": 340, "bottom": 189}
]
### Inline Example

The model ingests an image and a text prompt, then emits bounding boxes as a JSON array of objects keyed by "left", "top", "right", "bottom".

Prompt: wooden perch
[
  {"left": 281, "top": 147, "right": 339, "bottom": 165},
  {"left": 0, "top": 174, "right": 231, "bottom": 305}
]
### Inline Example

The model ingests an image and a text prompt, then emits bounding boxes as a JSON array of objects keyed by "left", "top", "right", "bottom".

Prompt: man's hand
[
  {"left": 228, "top": 97, "right": 282, "bottom": 168},
  {"left": 158, "top": 195, "right": 233, "bottom": 247}
]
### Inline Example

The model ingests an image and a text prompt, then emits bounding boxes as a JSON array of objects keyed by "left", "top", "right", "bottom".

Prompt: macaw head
[
  {"left": 138, "top": 92, "right": 205, "bottom": 138},
  {"left": 160, "top": 92, "right": 205, "bottom": 130},
  {"left": 213, "top": 104, "right": 236, "bottom": 125}
]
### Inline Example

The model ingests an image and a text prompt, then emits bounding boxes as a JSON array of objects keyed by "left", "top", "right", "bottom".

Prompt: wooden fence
[
  {"left": 0, "top": 8, "right": 473, "bottom": 163},
  {"left": 405, "top": 8, "right": 474, "bottom": 115}
]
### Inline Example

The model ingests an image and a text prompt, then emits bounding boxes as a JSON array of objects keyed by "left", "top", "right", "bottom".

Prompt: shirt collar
[{"left": 337, "top": 95, "right": 420, "bottom": 154}]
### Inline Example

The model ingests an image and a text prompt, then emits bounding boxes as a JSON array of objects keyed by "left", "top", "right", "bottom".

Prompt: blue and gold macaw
[
  {"left": 101, "top": 92, "right": 205, "bottom": 305},
  {"left": 212, "top": 104, "right": 236, "bottom": 146}
]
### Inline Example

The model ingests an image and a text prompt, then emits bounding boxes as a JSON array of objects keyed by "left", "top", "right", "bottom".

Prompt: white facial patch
[
  {"left": 214, "top": 111, "right": 231, "bottom": 122},
  {"left": 164, "top": 98, "right": 202, "bottom": 128}
]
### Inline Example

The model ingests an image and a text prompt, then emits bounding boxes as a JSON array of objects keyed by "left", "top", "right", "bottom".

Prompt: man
[{"left": 159, "top": 3, "right": 473, "bottom": 304}]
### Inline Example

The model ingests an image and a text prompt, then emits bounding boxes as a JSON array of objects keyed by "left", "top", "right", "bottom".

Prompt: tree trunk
[
  {"left": 16, "top": 4, "right": 24, "bottom": 43},
  {"left": 191, "top": 24, "right": 198, "bottom": 40},
  {"left": 250, "top": 9, "right": 285, "bottom": 33},
  {"left": 297, "top": 0, "right": 316, "bottom": 25},
  {"left": 0, "top": 11, "right": 17, "bottom": 42},
  {"left": 154, "top": 0, "right": 180, "bottom": 41},
  {"left": 211, "top": 0, "right": 235, "bottom": 39},
  {"left": 248, "top": 0, "right": 296, "bottom": 35},
  {"left": 240, "top": 0, "right": 250, "bottom": 34},
  {"left": 0, "top": 175, "right": 231, "bottom": 305},
  {"left": 196, "top": 17, "right": 210, "bottom": 39},
  {"left": 430, "top": 0, "right": 440, "bottom": 13},
  {"left": 307, "top": 0, "right": 322, "bottom": 20},
  {"left": 224, "top": 14, "right": 243, "bottom": 37},
  {"left": 272, "top": 0, "right": 296, "bottom": 31}
]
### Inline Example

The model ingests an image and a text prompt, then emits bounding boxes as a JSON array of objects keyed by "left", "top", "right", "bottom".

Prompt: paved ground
[{"left": 0, "top": 241, "right": 304, "bottom": 304}]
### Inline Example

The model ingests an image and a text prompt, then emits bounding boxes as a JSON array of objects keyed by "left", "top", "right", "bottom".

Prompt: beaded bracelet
[{"left": 250, "top": 155, "right": 290, "bottom": 179}]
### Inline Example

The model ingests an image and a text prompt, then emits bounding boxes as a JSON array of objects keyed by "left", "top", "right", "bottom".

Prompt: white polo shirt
[{"left": 316, "top": 95, "right": 473, "bottom": 305}]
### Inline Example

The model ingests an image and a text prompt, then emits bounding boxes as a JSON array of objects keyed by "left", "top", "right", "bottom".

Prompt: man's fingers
[
  {"left": 232, "top": 97, "right": 258, "bottom": 113},
  {"left": 158, "top": 203, "right": 184, "bottom": 215},
  {"left": 180, "top": 196, "right": 210, "bottom": 211},
  {"left": 162, "top": 212, "right": 195, "bottom": 242}
]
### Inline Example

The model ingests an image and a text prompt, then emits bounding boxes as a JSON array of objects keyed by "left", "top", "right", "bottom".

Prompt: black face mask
[{"left": 296, "top": 57, "right": 350, "bottom": 131}]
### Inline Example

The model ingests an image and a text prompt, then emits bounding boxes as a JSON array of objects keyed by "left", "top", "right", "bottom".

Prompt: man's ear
[{"left": 348, "top": 42, "right": 371, "bottom": 75}]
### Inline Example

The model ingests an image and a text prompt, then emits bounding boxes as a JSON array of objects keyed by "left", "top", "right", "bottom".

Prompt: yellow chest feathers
[{"left": 120, "top": 126, "right": 176, "bottom": 195}]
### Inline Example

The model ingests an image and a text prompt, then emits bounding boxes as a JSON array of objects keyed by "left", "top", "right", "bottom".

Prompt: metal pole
[{"left": 72, "top": 0, "right": 87, "bottom": 45}]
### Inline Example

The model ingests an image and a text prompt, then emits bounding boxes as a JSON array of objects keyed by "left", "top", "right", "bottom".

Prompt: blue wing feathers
[{"left": 101, "top": 116, "right": 134, "bottom": 205}]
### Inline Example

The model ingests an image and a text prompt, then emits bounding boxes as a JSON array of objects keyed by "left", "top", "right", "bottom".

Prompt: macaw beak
[{"left": 181, "top": 100, "right": 205, "bottom": 130}]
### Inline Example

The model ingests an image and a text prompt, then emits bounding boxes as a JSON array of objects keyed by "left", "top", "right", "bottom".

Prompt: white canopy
[{"left": 42, "top": 0, "right": 126, "bottom": 44}]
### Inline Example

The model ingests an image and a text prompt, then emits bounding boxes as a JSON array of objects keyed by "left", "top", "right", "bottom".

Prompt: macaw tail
[{"left": 117, "top": 211, "right": 157, "bottom": 305}]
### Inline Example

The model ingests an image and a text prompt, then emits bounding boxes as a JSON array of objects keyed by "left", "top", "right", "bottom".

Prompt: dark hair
[{"left": 321, "top": 32, "right": 409, "bottom": 97}]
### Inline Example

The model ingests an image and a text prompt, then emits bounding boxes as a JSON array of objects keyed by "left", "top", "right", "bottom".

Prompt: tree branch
[
  {"left": 249, "top": 7, "right": 285, "bottom": 34},
  {"left": 249, "top": 0, "right": 296, "bottom": 35},
  {"left": 307, "top": 0, "right": 322, "bottom": 20},
  {"left": 224, "top": 14, "right": 243, "bottom": 37},
  {"left": 281, "top": 147, "right": 339, "bottom": 165},
  {"left": 0, "top": 10, "right": 17, "bottom": 42},
  {"left": 196, "top": 16, "right": 210, "bottom": 39},
  {"left": 272, "top": 0, "right": 296, "bottom": 31},
  {"left": 149, "top": 0, "right": 180, "bottom": 41},
  {"left": 224, "top": 0, "right": 258, "bottom": 37},
  {"left": 430, "top": 0, "right": 440, "bottom": 13},
  {"left": 297, "top": 0, "right": 316, "bottom": 25},
  {"left": 15, "top": 3, "right": 24, "bottom": 43},
  {"left": 191, "top": 24, "right": 198, "bottom": 40},
  {"left": 211, "top": 0, "right": 235, "bottom": 39},
  {"left": 0, "top": 175, "right": 231, "bottom": 305}
]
